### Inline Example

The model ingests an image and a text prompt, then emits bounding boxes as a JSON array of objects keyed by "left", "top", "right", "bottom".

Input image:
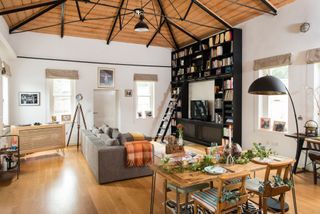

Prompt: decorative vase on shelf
[
  {"left": 178, "top": 135, "right": 184, "bottom": 146},
  {"left": 176, "top": 123, "right": 184, "bottom": 146}
]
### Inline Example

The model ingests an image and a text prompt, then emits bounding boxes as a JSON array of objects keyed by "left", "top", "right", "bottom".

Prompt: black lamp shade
[
  {"left": 134, "top": 19, "right": 149, "bottom": 32},
  {"left": 248, "top": 75, "right": 287, "bottom": 95}
]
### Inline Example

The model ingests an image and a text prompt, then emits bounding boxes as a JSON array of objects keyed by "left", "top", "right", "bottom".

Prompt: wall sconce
[{"left": 300, "top": 22, "right": 310, "bottom": 33}]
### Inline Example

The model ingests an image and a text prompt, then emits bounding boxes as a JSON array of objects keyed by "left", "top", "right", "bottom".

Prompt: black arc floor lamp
[
  {"left": 248, "top": 75, "right": 298, "bottom": 214},
  {"left": 248, "top": 75, "right": 300, "bottom": 171}
]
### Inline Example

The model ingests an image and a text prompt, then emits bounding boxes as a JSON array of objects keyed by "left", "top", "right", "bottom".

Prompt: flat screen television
[{"left": 190, "top": 100, "right": 209, "bottom": 121}]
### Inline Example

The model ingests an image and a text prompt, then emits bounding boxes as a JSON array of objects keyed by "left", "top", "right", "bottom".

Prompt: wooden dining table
[{"left": 149, "top": 157, "right": 298, "bottom": 214}]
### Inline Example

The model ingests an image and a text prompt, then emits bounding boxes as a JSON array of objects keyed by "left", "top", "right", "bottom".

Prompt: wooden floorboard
[{"left": 0, "top": 146, "right": 319, "bottom": 214}]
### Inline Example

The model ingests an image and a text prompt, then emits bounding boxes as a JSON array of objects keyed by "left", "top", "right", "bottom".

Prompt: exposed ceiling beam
[
  {"left": 0, "top": 0, "right": 58, "bottom": 16},
  {"left": 9, "top": 0, "right": 65, "bottom": 33},
  {"left": 192, "top": 0, "right": 232, "bottom": 29},
  {"left": 74, "top": 0, "right": 83, "bottom": 21},
  {"left": 183, "top": 1, "right": 193, "bottom": 20},
  {"left": 260, "top": 0, "right": 278, "bottom": 15},
  {"left": 156, "top": 0, "right": 178, "bottom": 49},
  {"left": 60, "top": 2, "right": 65, "bottom": 38},
  {"left": 226, "top": 0, "right": 276, "bottom": 16},
  {"left": 146, "top": 19, "right": 166, "bottom": 48},
  {"left": 106, "top": 0, "right": 125, "bottom": 44},
  {"left": 166, "top": 19, "right": 200, "bottom": 42}
]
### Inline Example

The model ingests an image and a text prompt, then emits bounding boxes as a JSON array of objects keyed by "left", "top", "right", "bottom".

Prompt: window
[
  {"left": 136, "top": 81, "right": 155, "bottom": 118},
  {"left": 2, "top": 76, "right": 9, "bottom": 125},
  {"left": 49, "top": 79, "right": 75, "bottom": 121},
  {"left": 258, "top": 66, "right": 289, "bottom": 132},
  {"left": 314, "top": 63, "right": 320, "bottom": 120}
]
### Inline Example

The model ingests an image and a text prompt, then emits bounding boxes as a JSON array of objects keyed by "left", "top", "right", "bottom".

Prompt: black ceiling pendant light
[
  {"left": 248, "top": 75, "right": 300, "bottom": 173},
  {"left": 134, "top": 8, "right": 149, "bottom": 32}
]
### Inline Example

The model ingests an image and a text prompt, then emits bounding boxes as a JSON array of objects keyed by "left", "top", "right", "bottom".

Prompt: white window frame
[
  {"left": 135, "top": 81, "right": 155, "bottom": 119},
  {"left": 2, "top": 76, "right": 9, "bottom": 126},
  {"left": 47, "top": 79, "right": 76, "bottom": 122},
  {"left": 257, "top": 65, "right": 289, "bottom": 133}
]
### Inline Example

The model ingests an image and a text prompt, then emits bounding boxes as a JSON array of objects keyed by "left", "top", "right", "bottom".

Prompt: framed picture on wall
[
  {"left": 260, "top": 117, "right": 271, "bottom": 129},
  {"left": 19, "top": 92, "right": 40, "bottom": 106},
  {"left": 124, "top": 89, "right": 132, "bottom": 97},
  {"left": 97, "top": 67, "right": 115, "bottom": 88},
  {"left": 273, "top": 121, "right": 286, "bottom": 132}
]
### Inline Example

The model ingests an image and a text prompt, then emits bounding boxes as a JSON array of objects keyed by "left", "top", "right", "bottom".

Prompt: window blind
[
  {"left": 45, "top": 69, "right": 79, "bottom": 80},
  {"left": 1, "top": 61, "right": 12, "bottom": 77},
  {"left": 306, "top": 48, "right": 320, "bottom": 64},
  {"left": 253, "top": 53, "right": 292, "bottom": 71},
  {"left": 133, "top": 73, "right": 158, "bottom": 82}
]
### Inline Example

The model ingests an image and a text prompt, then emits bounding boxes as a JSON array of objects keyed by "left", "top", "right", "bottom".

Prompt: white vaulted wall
[
  {"left": 4, "top": 30, "right": 172, "bottom": 137},
  {"left": 238, "top": 0, "right": 320, "bottom": 166}
]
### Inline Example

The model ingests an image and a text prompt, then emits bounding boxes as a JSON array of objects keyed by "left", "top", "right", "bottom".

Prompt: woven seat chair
[
  {"left": 246, "top": 160, "right": 294, "bottom": 213},
  {"left": 309, "top": 151, "right": 320, "bottom": 184},
  {"left": 192, "top": 171, "right": 250, "bottom": 214}
]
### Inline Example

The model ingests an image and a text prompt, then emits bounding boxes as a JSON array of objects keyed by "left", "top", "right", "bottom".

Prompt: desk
[
  {"left": 149, "top": 160, "right": 297, "bottom": 214},
  {"left": 285, "top": 133, "right": 320, "bottom": 173}
]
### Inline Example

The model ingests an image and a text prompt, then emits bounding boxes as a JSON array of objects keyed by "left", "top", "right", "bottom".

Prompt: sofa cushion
[
  {"left": 92, "top": 127, "right": 101, "bottom": 135},
  {"left": 119, "top": 132, "right": 152, "bottom": 144},
  {"left": 100, "top": 134, "right": 119, "bottom": 146},
  {"left": 99, "top": 124, "right": 109, "bottom": 134}
]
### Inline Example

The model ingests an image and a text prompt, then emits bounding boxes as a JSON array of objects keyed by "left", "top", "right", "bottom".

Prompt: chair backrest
[
  {"left": 216, "top": 171, "right": 250, "bottom": 213},
  {"left": 263, "top": 160, "right": 294, "bottom": 197}
]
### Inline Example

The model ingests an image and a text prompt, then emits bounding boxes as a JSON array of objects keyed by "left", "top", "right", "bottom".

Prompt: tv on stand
[{"left": 190, "top": 100, "right": 210, "bottom": 121}]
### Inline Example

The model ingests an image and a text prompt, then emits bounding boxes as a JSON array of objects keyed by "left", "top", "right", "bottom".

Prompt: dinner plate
[{"left": 204, "top": 166, "right": 227, "bottom": 174}]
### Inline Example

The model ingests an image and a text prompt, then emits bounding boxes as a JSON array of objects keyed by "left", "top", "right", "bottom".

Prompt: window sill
[
  {"left": 256, "top": 128, "right": 288, "bottom": 135},
  {"left": 136, "top": 117, "right": 155, "bottom": 120}
]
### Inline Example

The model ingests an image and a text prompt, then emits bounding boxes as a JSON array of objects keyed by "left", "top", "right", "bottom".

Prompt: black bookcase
[{"left": 171, "top": 28, "right": 242, "bottom": 146}]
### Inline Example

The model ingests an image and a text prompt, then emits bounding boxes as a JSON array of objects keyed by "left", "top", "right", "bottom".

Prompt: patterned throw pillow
[{"left": 100, "top": 134, "right": 119, "bottom": 146}]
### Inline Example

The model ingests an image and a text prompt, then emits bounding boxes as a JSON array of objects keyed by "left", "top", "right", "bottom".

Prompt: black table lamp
[{"left": 248, "top": 75, "right": 299, "bottom": 168}]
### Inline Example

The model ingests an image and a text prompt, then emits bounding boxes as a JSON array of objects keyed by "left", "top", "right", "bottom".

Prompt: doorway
[{"left": 93, "top": 90, "right": 119, "bottom": 128}]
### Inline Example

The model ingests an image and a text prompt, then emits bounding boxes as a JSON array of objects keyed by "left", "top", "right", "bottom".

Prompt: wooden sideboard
[{"left": 11, "top": 124, "right": 65, "bottom": 154}]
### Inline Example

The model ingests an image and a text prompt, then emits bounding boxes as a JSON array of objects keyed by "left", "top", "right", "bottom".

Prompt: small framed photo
[
  {"left": 19, "top": 92, "right": 40, "bottom": 106},
  {"left": 61, "top": 114, "right": 72, "bottom": 122},
  {"left": 273, "top": 121, "right": 286, "bottom": 132},
  {"left": 98, "top": 67, "right": 115, "bottom": 88},
  {"left": 137, "top": 112, "right": 143, "bottom": 118},
  {"left": 125, "top": 89, "right": 132, "bottom": 97},
  {"left": 145, "top": 111, "right": 153, "bottom": 118},
  {"left": 260, "top": 117, "right": 271, "bottom": 129}
]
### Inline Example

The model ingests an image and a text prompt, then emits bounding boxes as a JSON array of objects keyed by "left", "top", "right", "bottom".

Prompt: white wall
[
  {"left": 5, "top": 32, "right": 171, "bottom": 137},
  {"left": 239, "top": 0, "right": 320, "bottom": 165}
]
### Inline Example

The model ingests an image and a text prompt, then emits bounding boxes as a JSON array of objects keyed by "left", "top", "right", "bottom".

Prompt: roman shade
[
  {"left": 253, "top": 53, "right": 292, "bottom": 71},
  {"left": 1, "top": 61, "right": 12, "bottom": 77},
  {"left": 45, "top": 69, "right": 79, "bottom": 80},
  {"left": 133, "top": 73, "right": 158, "bottom": 82},
  {"left": 306, "top": 48, "right": 320, "bottom": 64}
]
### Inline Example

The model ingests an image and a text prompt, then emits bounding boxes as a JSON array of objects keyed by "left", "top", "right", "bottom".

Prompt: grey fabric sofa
[{"left": 81, "top": 130, "right": 153, "bottom": 184}]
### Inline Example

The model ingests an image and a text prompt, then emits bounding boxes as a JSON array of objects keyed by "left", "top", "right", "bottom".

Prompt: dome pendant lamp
[{"left": 134, "top": 8, "right": 149, "bottom": 32}]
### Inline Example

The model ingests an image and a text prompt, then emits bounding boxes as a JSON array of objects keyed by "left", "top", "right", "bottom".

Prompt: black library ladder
[{"left": 154, "top": 88, "right": 183, "bottom": 142}]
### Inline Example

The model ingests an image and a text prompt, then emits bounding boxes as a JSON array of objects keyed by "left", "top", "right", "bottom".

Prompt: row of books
[
  {"left": 209, "top": 31, "right": 233, "bottom": 47},
  {"left": 212, "top": 57, "right": 233, "bottom": 69},
  {"left": 224, "top": 78, "right": 233, "bottom": 89},
  {"left": 224, "top": 90, "right": 233, "bottom": 101}
]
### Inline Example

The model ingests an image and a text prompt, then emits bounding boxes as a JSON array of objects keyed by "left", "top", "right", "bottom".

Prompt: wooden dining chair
[
  {"left": 246, "top": 160, "right": 294, "bottom": 213},
  {"left": 192, "top": 171, "right": 250, "bottom": 214}
]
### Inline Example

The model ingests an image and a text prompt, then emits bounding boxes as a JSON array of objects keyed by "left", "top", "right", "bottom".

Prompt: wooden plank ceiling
[{"left": 0, "top": 0, "right": 294, "bottom": 48}]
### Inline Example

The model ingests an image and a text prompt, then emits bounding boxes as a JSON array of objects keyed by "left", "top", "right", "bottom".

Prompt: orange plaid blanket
[{"left": 125, "top": 140, "right": 153, "bottom": 167}]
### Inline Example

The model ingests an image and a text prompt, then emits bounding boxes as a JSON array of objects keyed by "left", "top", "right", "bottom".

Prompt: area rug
[{"left": 166, "top": 200, "right": 261, "bottom": 214}]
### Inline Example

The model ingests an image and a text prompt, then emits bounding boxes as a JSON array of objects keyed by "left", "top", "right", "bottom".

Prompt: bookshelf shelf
[{"left": 171, "top": 29, "right": 242, "bottom": 146}]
